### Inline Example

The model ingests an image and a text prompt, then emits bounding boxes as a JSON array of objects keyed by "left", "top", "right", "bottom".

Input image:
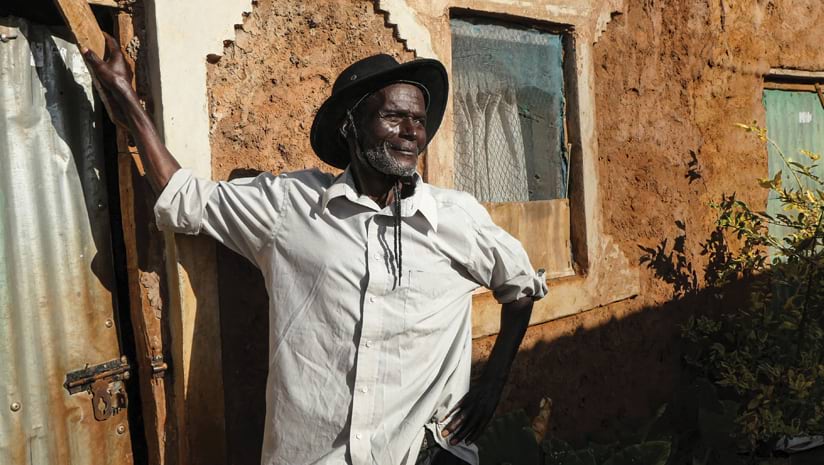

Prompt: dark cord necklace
[{"left": 392, "top": 180, "right": 403, "bottom": 289}]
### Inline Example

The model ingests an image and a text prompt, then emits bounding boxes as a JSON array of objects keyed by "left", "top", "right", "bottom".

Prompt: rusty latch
[{"left": 64, "top": 356, "right": 130, "bottom": 421}]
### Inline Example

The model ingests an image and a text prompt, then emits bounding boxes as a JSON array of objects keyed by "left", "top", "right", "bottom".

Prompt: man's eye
[{"left": 380, "top": 113, "right": 425, "bottom": 126}]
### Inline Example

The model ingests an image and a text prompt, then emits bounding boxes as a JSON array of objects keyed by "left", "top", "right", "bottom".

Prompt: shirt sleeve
[
  {"left": 154, "top": 168, "right": 288, "bottom": 266},
  {"left": 461, "top": 197, "right": 548, "bottom": 304}
]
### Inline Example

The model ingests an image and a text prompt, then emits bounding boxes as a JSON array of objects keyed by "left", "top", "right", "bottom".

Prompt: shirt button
[
  {"left": 365, "top": 340, "right": 372, "bottom": 348},
  {"left": 373, "top": 253, "right": 381, "bottom": 260},
  {"left": 361, "top": 386, "right": 368, "bottom": 393},
  {"left": 356, "top": 433, "right": 363, "bottom": 440},
  {"left": 369, "top": 296, "right": 376, "bottom": 303}
]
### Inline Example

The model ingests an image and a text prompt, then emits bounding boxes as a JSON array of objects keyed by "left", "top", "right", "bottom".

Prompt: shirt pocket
[
  {"left": 402, "top": 268, "right": 469, "bottom": 346},
  {"left": 399, "top": 269, "right": 473, "bottom": 394},
  {"left": 404, "top": 269, "right": 458, "bottom": 313}
]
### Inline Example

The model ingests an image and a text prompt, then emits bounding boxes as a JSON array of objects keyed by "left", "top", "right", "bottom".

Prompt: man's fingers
[
  {"left": 440, "top": 394, "right": 468, "bottom": 423},
  {"left": 102, "top": 32, "right": 119, "bottom": 59},
  {"left": 452, "top": 407, "right": 480, "bottom": 441},
  {"left": 103, "top": 31, "right": 117, "bottom": 47},
  {"left": 442, "top": 410, "right": 465, "bottom": 437},
  {"left": 450, "top": 409, "right": 482, "bottom": 445},
  {"left": 83, "top": 49, "right": 104, "bottom": 69}
]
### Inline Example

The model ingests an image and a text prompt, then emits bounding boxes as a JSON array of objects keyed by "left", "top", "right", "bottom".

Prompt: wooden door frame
[{"left": 51, "top": 1, "right": 174, "bottom": 463}]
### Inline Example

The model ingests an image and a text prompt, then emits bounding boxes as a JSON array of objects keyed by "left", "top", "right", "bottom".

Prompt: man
[{"left": 85, "top": 34, "right": 546, "bottom": 465}]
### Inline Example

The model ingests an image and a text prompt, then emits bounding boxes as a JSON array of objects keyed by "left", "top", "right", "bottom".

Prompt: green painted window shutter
[{"left": 762, "top": 89, "right": 824, "bottom": 243}]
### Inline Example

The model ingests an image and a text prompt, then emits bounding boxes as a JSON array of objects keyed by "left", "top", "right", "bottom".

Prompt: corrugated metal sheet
[
  {"left": 0, "top": 16, "right": 133, "bottom": 464},
  {"left": 763, "top": 89, "right": 824, "bottom": 241}
]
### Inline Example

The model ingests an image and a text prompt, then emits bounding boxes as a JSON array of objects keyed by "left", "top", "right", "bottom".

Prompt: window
[
  {"left": 763, "top": 74, "right": 824, "bottom": 243},
  {"left": 451, "top": 17, "right": 568, "bottom": 203},
  {"left": 450, "top": 14, "right": 574, "bottom": 279}
]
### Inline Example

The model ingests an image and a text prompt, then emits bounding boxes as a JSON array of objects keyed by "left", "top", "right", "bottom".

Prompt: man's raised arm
[
  {"left": 83, "top": 33, "right": 180, "bottom": 193},
  {"left": 83, "top": 34, "right": 285, "bottom": 264}
]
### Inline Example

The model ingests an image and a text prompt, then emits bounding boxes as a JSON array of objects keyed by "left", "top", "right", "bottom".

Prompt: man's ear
[
  {"left": 341, "top": 112, "right": 362, "bottom": 154},
  {"left": 341, "top": 122, "right": 360, "bottom": 160},
  {"left": 343, "top": 111, "right": 359, "bottom": 139},
  {"left": 339, "top": 120, "right": 350, "bottom": 139}
]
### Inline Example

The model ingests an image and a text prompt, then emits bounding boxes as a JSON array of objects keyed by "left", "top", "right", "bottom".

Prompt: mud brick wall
[{"left": 208, "top": 0, "right": 412, "bottom": 180}]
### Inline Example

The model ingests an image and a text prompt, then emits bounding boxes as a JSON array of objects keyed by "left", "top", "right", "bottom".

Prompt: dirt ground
[{"left": 206, "top": 0, "right": 824, "bottom": 458}]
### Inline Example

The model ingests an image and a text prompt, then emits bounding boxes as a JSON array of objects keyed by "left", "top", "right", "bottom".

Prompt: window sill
[{"left": 471, "top": 234, "right": 639, "bottom": 339}]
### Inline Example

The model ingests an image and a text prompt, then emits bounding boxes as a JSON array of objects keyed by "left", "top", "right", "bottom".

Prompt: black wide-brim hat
[{"left": 310, "top": 54, "right": 448, "bottom": 169}]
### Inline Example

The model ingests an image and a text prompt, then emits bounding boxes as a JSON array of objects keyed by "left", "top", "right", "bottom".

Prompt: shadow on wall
[
  {"left": 214, "top": 210, "right": 739, "bottom": 464},
  {"left": 217, "top": 239, "right": 269, "bottom": 465},
  {"left": 492, "top": 219, "right": 749, "bottom": 442},
  {"left": 217, "top": 168, "right": 269, "bottom": 465}
]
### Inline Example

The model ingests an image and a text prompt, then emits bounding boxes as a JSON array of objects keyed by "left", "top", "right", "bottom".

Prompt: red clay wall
[
  {"left": 208, "top": 0, "right": 412, "bottom": 180},
  {"left": 206, "top": 0, "right": 824, "bottom": 456}
]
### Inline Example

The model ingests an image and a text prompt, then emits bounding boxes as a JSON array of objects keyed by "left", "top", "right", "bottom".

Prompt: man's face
[{"left": 357, "top": 83, "right": 427, "bottom": 177}]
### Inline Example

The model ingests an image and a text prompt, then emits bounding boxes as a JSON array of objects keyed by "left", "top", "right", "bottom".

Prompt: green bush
[{"left": 682, "top": 124, "right": 824, "bottom": 449}]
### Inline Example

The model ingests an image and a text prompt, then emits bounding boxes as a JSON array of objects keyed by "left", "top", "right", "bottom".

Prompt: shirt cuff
[
  {"left": 492, "top": 268, "right": 548, "bottom": 304},
  {"left": 153, "top": 168, "right": 213, "bottom": 235}
]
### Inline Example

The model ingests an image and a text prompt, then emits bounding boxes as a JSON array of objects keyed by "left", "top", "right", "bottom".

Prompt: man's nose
[{"left": 398, "top": 118, "right": 418, "bottom": 140}]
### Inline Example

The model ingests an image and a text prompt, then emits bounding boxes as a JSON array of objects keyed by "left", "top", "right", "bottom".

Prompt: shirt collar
[{"left": 321, "top": 167, "right": 439, "bottom": 232}]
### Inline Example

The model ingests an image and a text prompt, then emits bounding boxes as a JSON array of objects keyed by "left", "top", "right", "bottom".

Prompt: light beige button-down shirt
[{"left": 154, "top": 167, "right": 547, "bottom": 465}]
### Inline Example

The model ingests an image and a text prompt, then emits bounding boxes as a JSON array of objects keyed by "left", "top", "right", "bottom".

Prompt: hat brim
[{"left": 310, "top": 59, "right": 448, "bottom": 169}]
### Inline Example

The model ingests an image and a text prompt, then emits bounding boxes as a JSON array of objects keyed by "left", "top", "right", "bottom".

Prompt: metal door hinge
[
  {"left": 64, "top": 357, "right": 130, "bottom": 421},
  {"left": 150, "top": 354, "right": 168, "bottom": 378}
]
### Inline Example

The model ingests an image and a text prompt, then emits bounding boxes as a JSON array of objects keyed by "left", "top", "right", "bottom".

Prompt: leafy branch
[{"left": 682, "top": 124, "right": 824, "bottom": 452}]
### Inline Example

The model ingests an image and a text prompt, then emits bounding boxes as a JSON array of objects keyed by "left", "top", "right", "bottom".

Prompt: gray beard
[{"left": 363, "top": 143, "right": 417, "bottom": 178}]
